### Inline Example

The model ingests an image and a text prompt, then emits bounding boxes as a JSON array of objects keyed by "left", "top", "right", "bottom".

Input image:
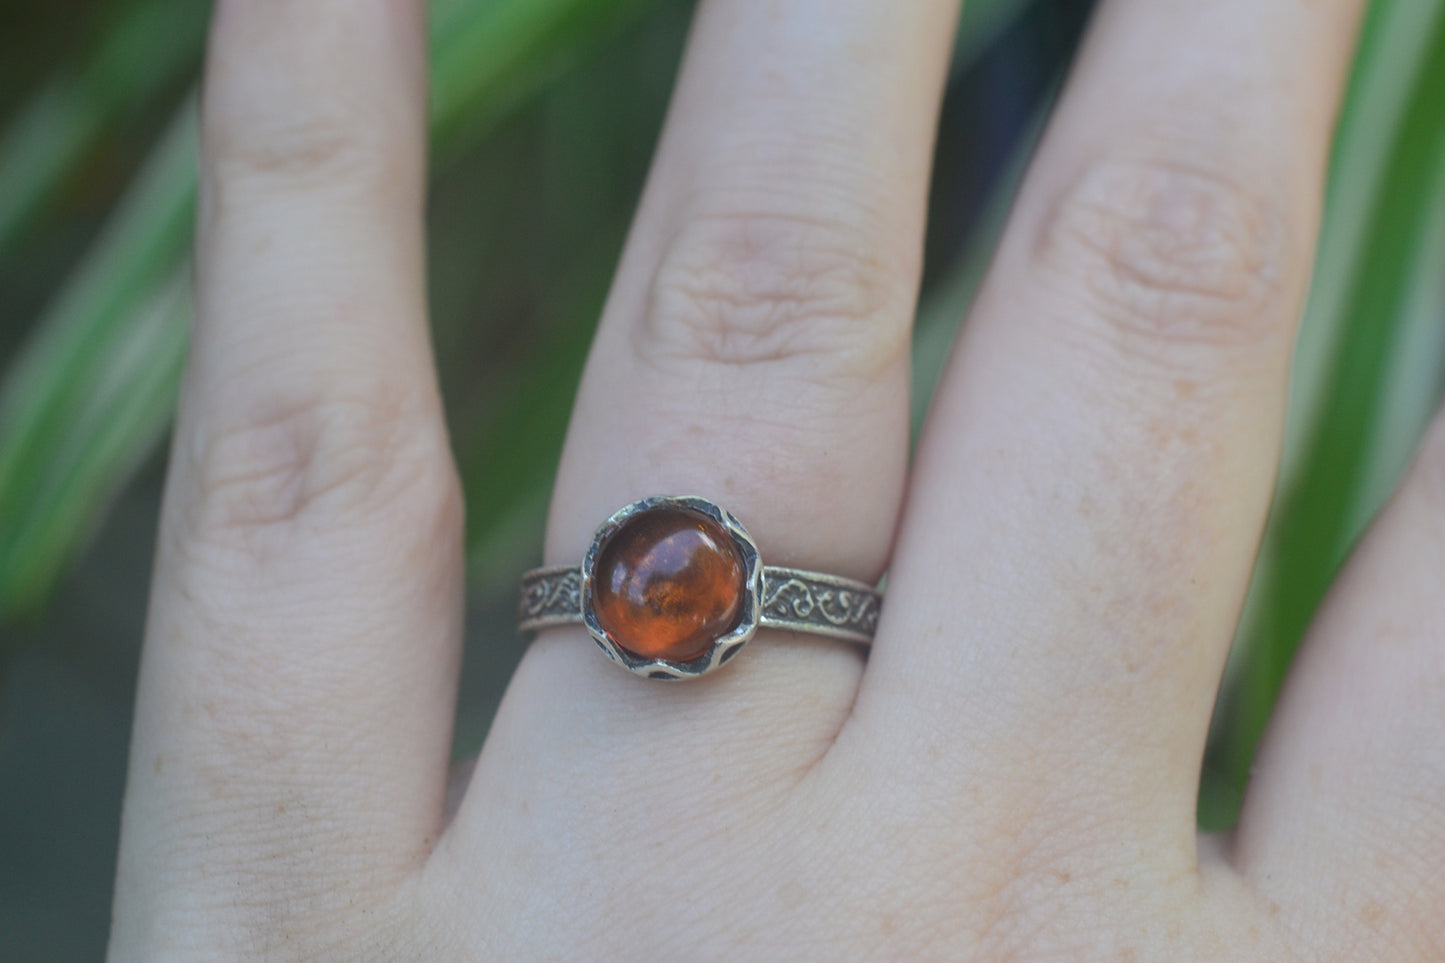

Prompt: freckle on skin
[
  {"left": 153, "top": 755, "right": 164, "bottom": 774},
  {"left": 777, "top": 879, "right": 807, "bottom": 910},
  {"left": 1360, "top": 900, "right": 1385, "bottom": 929}
]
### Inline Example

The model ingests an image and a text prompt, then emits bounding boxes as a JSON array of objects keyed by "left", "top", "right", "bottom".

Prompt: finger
[
  {"left": 114, "top": 0, "right": 458, "bottom": 937},
  {"left": 448, "top": 0, "right": 958, "bottom": 843},
  {"left": 854, "top": 0, "right": 1364, "bottom": 854},
  {"left": 1233, "top": 415, "right": 1445, "bottom": 956}
]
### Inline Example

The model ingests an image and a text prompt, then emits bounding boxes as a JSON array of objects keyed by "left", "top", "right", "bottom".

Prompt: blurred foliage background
[{"left": 0, "top": 0, "right": 1441, "bottom": 956}]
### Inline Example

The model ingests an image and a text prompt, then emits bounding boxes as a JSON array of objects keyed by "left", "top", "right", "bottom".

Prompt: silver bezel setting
[{"left": 581, "top": 495, "right": 763, "bottom": 680}]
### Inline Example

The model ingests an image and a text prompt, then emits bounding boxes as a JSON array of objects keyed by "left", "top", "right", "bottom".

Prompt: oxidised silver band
[
  {"left": 518, "top": 494, "right": 881, "bottom": 680},
  {"left": 518, "top": 564, "right": 880, "bottom": 644}
]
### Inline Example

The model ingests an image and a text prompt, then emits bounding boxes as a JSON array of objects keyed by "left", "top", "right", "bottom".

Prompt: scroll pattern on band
[
  {"left": 519, "top": 565, "right": 880, "bottom": 642},
  {"left": 518, "top": 567, "right": 582, "bottom": 627},
  {"left": 758, "top": 569, "right": 879, "bottom": 641}
]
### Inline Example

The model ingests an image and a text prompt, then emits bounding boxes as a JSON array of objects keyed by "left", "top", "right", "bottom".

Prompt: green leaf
[
  {"left": 1203, "top": 0, "right": 1445, "bottom": 830},
  {"left": 0, "top": 0, "right": 210, "bottom": 258},
  {"left": 952, "top": 0, "right": 1033, "bottom": 75},
  {"left": 0, "top": 107, "right": 197, "bottom": 619},
  {"left": 430, "top": 0, "right": 672, "bottom": 157}
]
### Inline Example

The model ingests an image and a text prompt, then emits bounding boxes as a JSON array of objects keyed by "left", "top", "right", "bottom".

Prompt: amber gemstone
[{"left": 592, "top": 506, "right": 747, "bottom": 662}]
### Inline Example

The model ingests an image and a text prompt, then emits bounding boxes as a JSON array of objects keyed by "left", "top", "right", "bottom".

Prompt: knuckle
[
  {"left": 642, "top": 210, "right": 912, "bottom": 381},
  {"left": 1032, "top": 156, "right": 1292, "bottom": 356},
  {"left": 184, "top": 385, "right": 460, "bottom": 549},
  {"left": 205, "top": 108, "right": 407, "bottom": 203}
]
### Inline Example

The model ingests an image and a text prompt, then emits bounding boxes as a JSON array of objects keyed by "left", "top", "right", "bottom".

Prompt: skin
[{"left": 107, "top": 0, "right": 1445, "bottom": 958}]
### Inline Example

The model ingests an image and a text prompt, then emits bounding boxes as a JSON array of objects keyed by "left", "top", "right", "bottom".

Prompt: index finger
[{"left": 113, "top": 0, "right": 460, "bottom": 944}]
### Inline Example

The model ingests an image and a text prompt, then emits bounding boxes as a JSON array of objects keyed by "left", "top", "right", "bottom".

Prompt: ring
[{"left": 518, "top": 495, "right": 882, "bottom": 680}]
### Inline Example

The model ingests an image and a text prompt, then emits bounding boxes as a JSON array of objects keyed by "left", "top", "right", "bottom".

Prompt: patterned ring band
[{"left": 518, "top": 495, "right": 882, "bottom": 680}]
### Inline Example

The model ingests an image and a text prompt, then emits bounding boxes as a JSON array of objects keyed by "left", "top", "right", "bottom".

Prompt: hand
[{"left": 111, "top": 0, "right": 1441, "bottom": 958}]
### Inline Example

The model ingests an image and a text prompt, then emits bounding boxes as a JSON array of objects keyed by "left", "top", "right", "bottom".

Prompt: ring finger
[{"left": 451, "top": 0, "right": 959, "bottom": 823}]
